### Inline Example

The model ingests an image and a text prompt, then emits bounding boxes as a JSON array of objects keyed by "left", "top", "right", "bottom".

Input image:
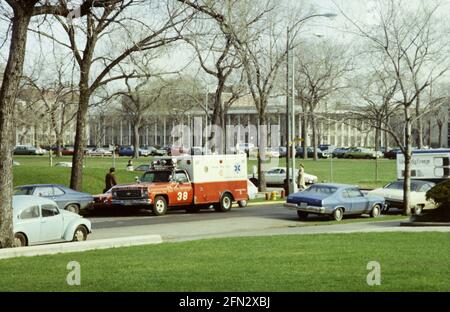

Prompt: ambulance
[
  {"left": 111, "top": 154, "right": 249, "bottom": 215},
  {"left": 397, "top": 149, "right": 450, "bottom": 183}
]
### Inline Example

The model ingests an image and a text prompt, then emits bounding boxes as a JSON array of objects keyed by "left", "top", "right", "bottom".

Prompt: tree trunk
[
  {"left": 310, "top": 110, "right": 318, "bottom": 161},
  {"left": 403, "top": 115, "right": 412, "bottom": 216},
  {"left": 0, "top": 10, "right": 32, "bottom": 248},
  {"left": 133, "top": 120, "right": 141, "bottom": 159},
  {"left": 415, "top": 95, "right": 423, "bottom": 149},
  {"left": 55, "top": 134, "right": 63, "bottom": 158},
  {"left": 70, "top": 81, "right": 90, "bottom": 192},
  {"left": 427, "top": 119, "right": 432, "bottom": 147},
  {"left": 257, "top": 111, "right": 267, "bottom": 192},
  {"left": 302, "top": 114, "right": 308, "bottom": 160}
]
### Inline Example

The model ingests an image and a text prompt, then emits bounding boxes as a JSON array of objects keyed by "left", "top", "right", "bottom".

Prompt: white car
[
  {"left": 12, "top": 195, "right": 92, "bottom": 247},
  {"left": 249, "top": 167, "right": 318, "bottom": 187},
  {"left": 87, "top": 148, "right": 112, "bottom": 156},
  {"left": 367, "top": 180, "right": 436, "bottom": 215}
]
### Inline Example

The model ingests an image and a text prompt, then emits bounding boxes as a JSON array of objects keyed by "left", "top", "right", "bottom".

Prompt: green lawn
[
  {"left": 0, "top": 232, "right": 448, "bottom": 291},
  {"left": 13, "top": 155, "right": 397, "bottom": 195}
]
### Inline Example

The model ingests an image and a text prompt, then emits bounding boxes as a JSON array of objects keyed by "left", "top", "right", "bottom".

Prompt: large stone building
[{"left": 13, "top": 89, "right": 449, "bottom": 150}]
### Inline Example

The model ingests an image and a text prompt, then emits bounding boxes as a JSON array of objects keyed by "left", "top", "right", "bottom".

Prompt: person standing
[
  {"left": 104, "top": 167, "right": 117, "bottom": 193},
  {"left": 297, "top": 163, "right": 306, "bottom": 190},
  {"left": 126, "top": 159, "right": 134, "bottom": 171}
]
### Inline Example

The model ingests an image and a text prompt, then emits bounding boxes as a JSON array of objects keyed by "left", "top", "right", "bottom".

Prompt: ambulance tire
[
  {"left": 238, "top": 200, "right": 248, "bottom": 208},
  {"left": 153, "top": 196, "right": 168, "bottom": 216},
  {"left": 215, "top": 193, "right": 233, "bottom": 212}
]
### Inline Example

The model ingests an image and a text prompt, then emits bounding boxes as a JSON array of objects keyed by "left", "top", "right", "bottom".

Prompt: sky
[{"left": 0, "top": 0, "right": 449, "bottom": 93}]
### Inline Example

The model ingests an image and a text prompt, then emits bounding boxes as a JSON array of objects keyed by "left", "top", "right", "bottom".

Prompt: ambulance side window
[{"left": 175, "top": 171, "right": 189, "bottom": 183}]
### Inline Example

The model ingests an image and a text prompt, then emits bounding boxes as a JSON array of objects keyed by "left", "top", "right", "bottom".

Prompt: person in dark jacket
[{"left": 104, "top": 167, "right": 117, "bottom": 193}]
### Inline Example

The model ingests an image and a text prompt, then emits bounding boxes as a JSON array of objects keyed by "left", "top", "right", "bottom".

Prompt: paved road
[{"left": 86, "top": 204, "right": 450, "bottom": 243}]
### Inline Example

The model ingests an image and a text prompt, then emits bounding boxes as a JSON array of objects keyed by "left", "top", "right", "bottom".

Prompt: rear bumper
[{"left": 284, "top": 203, "right": 327, "bottom": 214}]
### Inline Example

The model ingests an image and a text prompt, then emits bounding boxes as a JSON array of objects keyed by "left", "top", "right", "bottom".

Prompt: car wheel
[
  {"left": 333, "top": 208, "right": 344, "bottom": 221},
  {"left": 215, "top": 193, "right": 233, "bottom": 212},
  {"left": 414, "top": 205, "right": 423, "bottom": 216},
  {"left": 370, "top": 204, "right": 381, "bottom": 218},
  {"left": 13, "top": 233, "right": 27, "bottom": 247},
  {"left": 66, "top": 204, "right": 80, "bottom": 214},
  {"left": 72, "top": 226, "right": 87, "bottom": 242},
  {"left": 297, "top": 210, "right": 308, "bottom": 221},
  {"left": 238, "top": 200, "right": 248, "bottom": 208},
  {"left": 153, "top": 196, "right": 168, "bottom": 216}
]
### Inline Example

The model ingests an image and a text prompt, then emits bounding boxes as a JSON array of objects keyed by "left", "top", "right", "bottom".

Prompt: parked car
[
  {"left": 61, "top": 146, "right": 75, "bottom": 156},
  {"left": 249, "top": 167, "right": 318, "bottom": 187},
  {"left": 86, "top": 148, "right": 112, "bottom": 157},
  {"left": 153, "top": 147, "right": 168, "bottom": 156},
  {"left": 233, "top": 143, "right": 255, "bottom": 156},
  {"left": 14, "top": 145, "right": 44, "bottom": 155},
  {"left": 277, "top": 146, "right": 287, "bottom": 158},
  {"left": 384, "top": 148, "right": 401, "bottom": 159},
  {"left": 284, "top": 183, "right": 385, "bottom": 221},
  {"left": 318, "top": 144, "right": 336, "bottom": 154},
  {"left": 296, "top": 147, "right": 330, "bottom": 159},
  {"left": 14, "top": 184, "right": 93, "bottom": 214},
  {"left": 367, "top": 180, "right": 436, "bottom": 215},
  {"left": 12, "top": 195, "right": 92, "bottom": 247},
  {"left": 343, "top": 147, "right": 380, "bottom": 159},
  {"left": 119, "top": 146, "right": 150, "bottom": 157},
  {"left": 249, "top": 147, "right": 281, "bottom": 158},
  {"left": 332, "top": 147, "right": 349, "bottom": 158}
]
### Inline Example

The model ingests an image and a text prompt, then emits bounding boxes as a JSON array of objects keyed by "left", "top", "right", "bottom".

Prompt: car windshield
[
  {"left": 302, "top": 185, "right": 337, "bottom": 195},
  {"left": 14, "top": 187, "right": 34, "bottom": 195},
  {"left": 141, "top": 171, "right": 172, "bottom": 183}
]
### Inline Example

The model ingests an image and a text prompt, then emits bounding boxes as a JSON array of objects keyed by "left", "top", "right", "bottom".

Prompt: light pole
[{"left": 285, "top": 13, "right": 337, "bottom": 195}]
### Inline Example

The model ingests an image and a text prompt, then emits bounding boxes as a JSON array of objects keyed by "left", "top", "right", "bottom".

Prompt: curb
[
  {"left": 0, "top": 234, "right": 163, "bottom": 260},
  {"left": 400, "top": 221, "right": 450, "bottom": 227}
]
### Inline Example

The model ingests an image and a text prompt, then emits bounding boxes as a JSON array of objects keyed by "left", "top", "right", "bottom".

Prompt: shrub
[{"left": 426, "top": 180, "right": 450, "bottom": 207}]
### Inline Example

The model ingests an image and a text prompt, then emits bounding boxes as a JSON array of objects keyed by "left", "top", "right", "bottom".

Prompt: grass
[
  {"left": 13, "top": 155, "right": 397, "bottom": 195},
  {"left": 0, "top": 232, "right": 448, "bottom": 291},
  {"left": 248, "top": 158, "right": 397, "bottom": 189}
]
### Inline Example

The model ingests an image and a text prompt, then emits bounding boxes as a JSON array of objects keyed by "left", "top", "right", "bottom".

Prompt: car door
[
  {"left": 39, "top": 204, "right": 64, "bottom": 242},
  {"left": 16, "top": 205, "right": 41, "bottom": 245},
  {"left": 347, "top": 188, "right": 369, "bottom": 213},
  {"left": 172, "top": 171, "right": 193, "bottom": 206},
  {"left": 265, "top": 169, "right": 279, "bottom": 184},
  {"left": 33, "top": 186, "right": 54, "bottom": 199},
  {"left": 277, "top": 169, "right": 286, "bottom": 185},
  {"left": 52, "top": 186, "right": 68, "bottom": 210}
]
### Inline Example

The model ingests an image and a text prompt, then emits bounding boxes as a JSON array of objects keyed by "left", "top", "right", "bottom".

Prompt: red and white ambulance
[{"left": 111, "top": 154, "right": 249, "bottom": 215}]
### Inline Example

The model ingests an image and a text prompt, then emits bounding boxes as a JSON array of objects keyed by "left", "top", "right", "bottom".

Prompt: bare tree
[
  {"left": 0, "top": 0, "right": 112, "bottom": 248},
  {"left": 20, "top": 55, "right": 78, "bottom": 156},
  {"left": 33, "top": 1, "right": 193, "bottom": 191},
  {"left": 339, "top": 0, "right": 449, "bottom": 215},
  {"left": 295, "top": 41, "right": 352, "bottom": 160}
]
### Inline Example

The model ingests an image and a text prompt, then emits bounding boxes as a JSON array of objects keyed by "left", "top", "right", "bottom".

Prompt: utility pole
[{"left": 285, "top": 27, "right": 291, "bottom": 194}]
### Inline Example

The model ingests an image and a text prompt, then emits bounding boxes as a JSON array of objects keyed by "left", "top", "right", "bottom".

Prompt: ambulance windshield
[{"left": 141, "top": 171, "right": 172, "bottom": 183}]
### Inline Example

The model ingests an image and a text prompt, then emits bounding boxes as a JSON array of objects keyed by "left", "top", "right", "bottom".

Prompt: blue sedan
[
  {"left": 284, "top": 183, "right": 385, "bottom": 221},
  {"left": 14, "top": 184, "right": 93, "bottom": 214}
]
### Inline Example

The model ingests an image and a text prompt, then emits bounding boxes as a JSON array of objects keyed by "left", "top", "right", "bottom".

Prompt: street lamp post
[{"left": 285, "top": 13, "right": 337, "bottom": 195}]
